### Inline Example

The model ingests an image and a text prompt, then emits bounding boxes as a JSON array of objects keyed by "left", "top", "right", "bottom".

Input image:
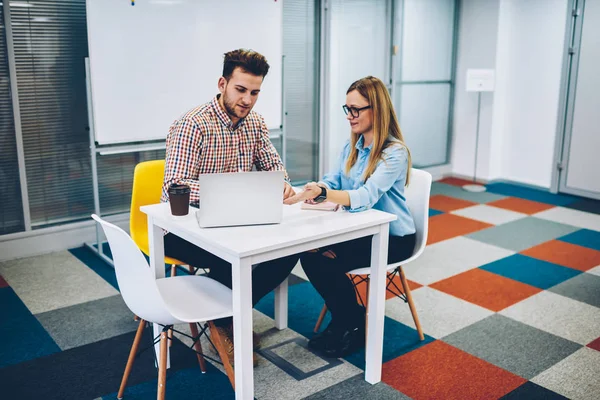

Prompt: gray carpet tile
[
  {"left": 401, "top": 236, "right": 514, "bottom": 285},
  {"left": 0, "top": 251, "right": 118, "bottom": 314},
  {"left": 532, "top": 347, "right": 600, "bottom": 400},
  {"left": 466, "top": 217, "right": 580, "bottom": 252},
  {"left": 501, "top": 291, "right": 600, "bottom": 345},
  {"left": 303, "top": 374, "right": 412, "bottom": 400},
  {"left": 36, "top": 295, "right": 139, "bottom": 350},
  {"left": 548, "top": 272, "right": 600, "bottom": 308},
  {"left": 386, "top": 286, "right": 493, "bottom": 339},
  {"left": 443, "top": 314, "right": 582, "bottom": 379}
]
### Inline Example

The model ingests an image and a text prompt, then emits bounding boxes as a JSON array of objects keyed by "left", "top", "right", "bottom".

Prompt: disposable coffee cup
[{"left": 168, "top": 184, "right": 191, "bottom": 216}]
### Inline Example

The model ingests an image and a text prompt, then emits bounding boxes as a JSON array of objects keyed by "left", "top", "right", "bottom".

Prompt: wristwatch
[{"left": 313, "top": 186, "right": 327, "bottom": 203}]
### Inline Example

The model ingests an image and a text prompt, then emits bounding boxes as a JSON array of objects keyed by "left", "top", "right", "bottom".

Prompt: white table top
[{"left": 141, "top": 202, "right": 397, "bottom": 259}]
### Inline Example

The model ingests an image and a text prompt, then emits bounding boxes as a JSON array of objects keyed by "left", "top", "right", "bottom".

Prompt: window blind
[
  {"left": 10, "top": 1, "right": 167, "bottom": 227},
  {"left": 10, "top": 0, "right": 92, "bottom": 227}
]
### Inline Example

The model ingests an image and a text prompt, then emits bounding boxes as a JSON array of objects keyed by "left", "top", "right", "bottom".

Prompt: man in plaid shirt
[{"left": 161, "top": 49, "right": 298, "bottom": 365}]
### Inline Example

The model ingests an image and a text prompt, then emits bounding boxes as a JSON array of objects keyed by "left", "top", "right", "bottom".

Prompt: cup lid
[{"left": 168, "top": 184, "right": 190, "bottom": 194}]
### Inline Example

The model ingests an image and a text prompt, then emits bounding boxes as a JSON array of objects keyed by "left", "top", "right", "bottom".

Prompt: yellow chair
[
  {"left": 130, "top": 159, "right": 191, "bottom": 277},
  {"left": 131, "top": 160, "right": 205, "bottom": 351}
]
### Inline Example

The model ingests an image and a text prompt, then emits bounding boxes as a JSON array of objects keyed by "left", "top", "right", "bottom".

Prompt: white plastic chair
[
  {"left": 313, "top": 168, "right": 432, "bottom": 340},
  {"left": 91, "top": 214, "right": 235, "bottom": 399}
]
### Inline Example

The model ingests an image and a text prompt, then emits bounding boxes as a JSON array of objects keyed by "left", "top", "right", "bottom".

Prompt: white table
[{"left": 141, "top": 202, "right": 396, "bottom": 400}]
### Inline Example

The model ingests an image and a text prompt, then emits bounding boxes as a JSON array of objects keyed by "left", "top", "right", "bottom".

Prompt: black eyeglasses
[{"left": 342, "top": 104, "right": 371, "bottom": 118}]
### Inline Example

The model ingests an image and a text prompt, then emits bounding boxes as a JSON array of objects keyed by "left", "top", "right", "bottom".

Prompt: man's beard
[{"left": 222, "top": 92, "right": 250, "bottom": 120}]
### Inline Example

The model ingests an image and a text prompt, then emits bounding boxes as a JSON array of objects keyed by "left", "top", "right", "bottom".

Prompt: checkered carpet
[{"left": 1, "top": 178, "right": 599, "bottom": 399}]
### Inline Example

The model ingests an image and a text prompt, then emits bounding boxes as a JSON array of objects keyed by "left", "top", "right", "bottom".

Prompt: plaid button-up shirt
[{"left": 161, "top": 95, "right": 289, "bottom": 204}]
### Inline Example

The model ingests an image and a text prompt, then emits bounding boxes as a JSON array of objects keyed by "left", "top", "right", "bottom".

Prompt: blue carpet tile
[
  {"left": 500, "top": 381, "right": 569, "bottom": 399},
  {"left": 0, "top": 287, "right": 60, "bottom": 368},
  {"left": 564, "top": 198, "right": 600, "bottom": 215},
  {"left": 429, "top": 208, "right": 444, "bottom": 217},
  {"left": 485, "top": 183, "right": 578, "bottom": 206},
  {"left": 0, "top": 328, "right": 200, "bottom": 400},
  {"left": 558, "top": 229, "right": 600, "bottom": 251},
  {"left": 479, "top": 254, "right": 581, "bottom": 290}
]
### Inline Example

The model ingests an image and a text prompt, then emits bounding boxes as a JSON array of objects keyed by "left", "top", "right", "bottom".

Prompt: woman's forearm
[{"left": 325, "top": 188, "right": 351, "bottom": 207}]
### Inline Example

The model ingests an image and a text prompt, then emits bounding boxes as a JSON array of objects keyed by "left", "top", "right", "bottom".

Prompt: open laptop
[{"left": 195, "top": 171, "right": 285, "bottom": 228}]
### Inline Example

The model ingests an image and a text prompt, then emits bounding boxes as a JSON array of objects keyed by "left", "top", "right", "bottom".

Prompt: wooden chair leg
[
  {"left": 117, "top": 319, "right": 146, "bottom": 399},
  {"left": 314, "top": 305, "right": 328, "bottom": 333},
  {"left": 168, "top": 327, "right": 173, "bottom": 347},
  {"left": 157, "top": 330, "right": 169, "bottom": 400},
  {"left": 170, "top": 264, "right": 177, "bottom": 277},
  {"left": 398, "top": 266, "right": 424, "bottom": 340},
  {"left": 187, "top": 265, "right": 195, "bottom": 275},
  {"left": 189, "top": 323, "right": 207, "bottom": 373},
  {"left": 208, "top": 321, "right": 235, "bottom": 389}
]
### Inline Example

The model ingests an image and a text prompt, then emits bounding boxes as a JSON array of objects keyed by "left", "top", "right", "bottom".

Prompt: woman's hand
[{"left": 283, "top": 182, "right": 323, "bottom": 205}]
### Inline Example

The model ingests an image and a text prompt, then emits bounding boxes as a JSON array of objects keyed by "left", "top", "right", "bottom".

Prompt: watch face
[{"left": 314, "top": 186, "right": 327, "bottom": 203}]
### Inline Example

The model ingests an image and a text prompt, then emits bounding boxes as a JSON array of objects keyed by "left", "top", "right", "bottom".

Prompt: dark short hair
[{"left": 222, "top": 49, "right": 270, "bottom": 80}]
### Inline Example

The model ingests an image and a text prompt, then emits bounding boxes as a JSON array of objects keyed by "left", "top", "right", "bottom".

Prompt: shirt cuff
[
  {"left": 347, "top": 189, "right": 363, "bottom": 210},
  {"left": 318, "top": 181, "right": 331, "bottom": 189}
]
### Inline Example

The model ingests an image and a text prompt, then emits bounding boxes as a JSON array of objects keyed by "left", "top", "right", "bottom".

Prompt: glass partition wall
[
  {"left": 0, "top": 0, "right": 457, "bottom": 237},
  {"left": 324, "top": 0, "right": 457, "bottom": 172}
]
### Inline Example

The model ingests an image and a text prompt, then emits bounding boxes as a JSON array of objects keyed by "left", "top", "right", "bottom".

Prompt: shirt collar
[
  {"left": 212, "top": 95, "right": 245, "bottom": 130},
  {"left": 355, "top": 135, "right": 373, "bottom": 152}
]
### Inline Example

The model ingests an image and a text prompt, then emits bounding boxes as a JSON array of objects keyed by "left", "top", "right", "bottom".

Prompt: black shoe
[
  {"left": 308, "top": 322, "right": 339, "bottom": 352},
  {"left": 321, "top": 324, "right": 366, "bottom": 358}
]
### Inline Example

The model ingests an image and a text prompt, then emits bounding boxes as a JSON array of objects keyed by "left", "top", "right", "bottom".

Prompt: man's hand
[
  {"left": 284, "top": 182, "right": 322, "bottom": 205},
  {"left": 283, "top": 182, "right": 295, "bottom": 201}
]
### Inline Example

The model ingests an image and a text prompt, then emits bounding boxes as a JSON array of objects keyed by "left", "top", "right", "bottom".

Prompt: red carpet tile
[
  {"left": 351, "top": 274, "right": 422, "bottom": 303},
  {"left": 429, "top": 195, "right": 477, "bottom": 212},
  {"left": 487, "top": 197, "right": 555, "bottom": 215},
  {"left": 521, "top": 240, "right": 600, "bottom": 271},
  {"left": 382, "top": 340, "right": 526, "bottom": 400},
  {"left": 438, "top": 177, "right": 479, "bottom": 187},
  {"left": 587, "top": 337, "right": 600, "bottom": 352},
  {"left": 430, "top": 269, "right": 541, "bottom": 312},
  {"left": 427, "top": 214, "right": 493, "bottom": 245},
  {"left": 0, "top": 275, "right": 8, "bottom": 288}
]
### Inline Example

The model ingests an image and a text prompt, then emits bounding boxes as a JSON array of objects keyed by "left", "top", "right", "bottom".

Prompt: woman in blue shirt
[{"left": 284, "top": 76, "right": 416, "bottom": 357}]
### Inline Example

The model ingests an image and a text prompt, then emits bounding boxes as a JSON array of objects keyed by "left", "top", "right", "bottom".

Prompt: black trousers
[
  {"left": 300, "top": 233, "right": 416, "bottom": 329},
  {"left": 164, "top": 233, "right": 299, "bottom": 326}
]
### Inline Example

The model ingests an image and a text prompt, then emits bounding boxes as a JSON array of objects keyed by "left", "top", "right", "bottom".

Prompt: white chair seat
[{"left": 156, "top": 275, "right": 233, "bottom": 323}]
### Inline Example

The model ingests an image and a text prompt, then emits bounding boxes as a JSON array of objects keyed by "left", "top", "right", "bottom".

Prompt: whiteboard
[{"left": 86, "top": 0, "right": 282, "bottom": 145}]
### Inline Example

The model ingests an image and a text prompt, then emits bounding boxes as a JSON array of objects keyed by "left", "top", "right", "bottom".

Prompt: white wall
[
  {"left": 452, "top": 0, "right": 569, "bottom": 188},
  {"left": 452, "top": 0, "right": 500, "bottom": 179}
]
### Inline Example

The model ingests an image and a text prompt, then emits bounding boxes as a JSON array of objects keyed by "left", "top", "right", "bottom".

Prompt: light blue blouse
[{"left": 320, "top": 135, "right": 416, "bottom": 237}]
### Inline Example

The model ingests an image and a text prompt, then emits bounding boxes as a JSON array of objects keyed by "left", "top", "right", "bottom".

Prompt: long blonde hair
[{"left": 344, "top": 76, "right": 412, "bottom": 185}]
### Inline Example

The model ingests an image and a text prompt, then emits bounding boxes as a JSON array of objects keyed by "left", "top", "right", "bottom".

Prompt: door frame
[{"left": 551, "top": 0, "right": 600, "bottom": 200}]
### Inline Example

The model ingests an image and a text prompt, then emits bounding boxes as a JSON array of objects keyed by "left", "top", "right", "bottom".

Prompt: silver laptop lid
[{"left": 196, "top": 171, "right": 285, "bottom": 228}]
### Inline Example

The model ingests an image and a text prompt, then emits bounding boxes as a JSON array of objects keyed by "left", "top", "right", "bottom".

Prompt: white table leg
[
  {"left": 365, "top": 223, "right": 389, "bottom": 384},
  {"left": 147, "top": 216, "right": 166, "bottom": 280},
  {"left": 274, "top": 277, "right": 288, "bottom": 330},
  {"left": 147, "top": 216, "right": 170, "bottom": 369},
  {"left": 232, "top": 256, "right": 254, "bottom": 399}
]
